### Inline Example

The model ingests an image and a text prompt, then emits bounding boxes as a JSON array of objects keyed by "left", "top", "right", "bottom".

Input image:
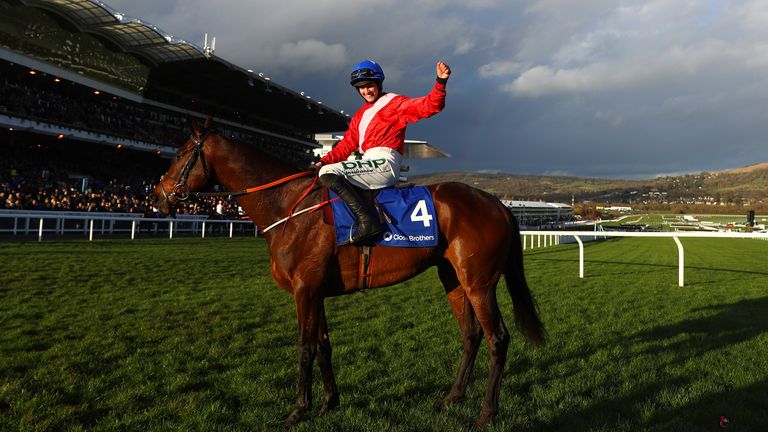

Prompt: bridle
[
  {"left": 157, "top": 130, "right": 327, "bottom": 233},
  {"left": 160, "top": 130, "right": 212, "bottom": 203},
  {"left": 159, "top": 129, "right": 315, "bottom": 203}
]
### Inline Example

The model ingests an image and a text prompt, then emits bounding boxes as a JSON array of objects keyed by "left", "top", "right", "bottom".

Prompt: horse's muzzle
[{"left": 150, "top": 186, "right": 174, "bottom": 217}]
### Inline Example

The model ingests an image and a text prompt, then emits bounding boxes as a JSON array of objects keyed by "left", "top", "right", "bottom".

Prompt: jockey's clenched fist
[{"left": 437, "top": 61, "right": 451, "bottom": 80}]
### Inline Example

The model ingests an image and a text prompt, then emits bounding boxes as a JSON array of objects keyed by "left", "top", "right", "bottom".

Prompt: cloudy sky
[{"left": 105, "top": 0, "right": 768, "bottom": 179}]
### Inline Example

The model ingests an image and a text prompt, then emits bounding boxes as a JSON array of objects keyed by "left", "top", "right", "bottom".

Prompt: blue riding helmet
[{"left": 350, "top": 59, "right": 385, "bottom": 87}]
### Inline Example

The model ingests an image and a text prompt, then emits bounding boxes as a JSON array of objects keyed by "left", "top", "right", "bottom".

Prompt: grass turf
[{"left": 0, "top": 237, "right": 766, "bottom": 431}]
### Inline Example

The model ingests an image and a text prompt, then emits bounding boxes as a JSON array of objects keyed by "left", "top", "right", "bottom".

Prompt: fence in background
[
  {"left": 0, "top": 210, "right": 256, "bottom": 241},
  {"left": 520, "top": 230, "right": 768, "bottom": 287},
  {"left": 4, "top": 210, "right": 766, "bottom": 286}
]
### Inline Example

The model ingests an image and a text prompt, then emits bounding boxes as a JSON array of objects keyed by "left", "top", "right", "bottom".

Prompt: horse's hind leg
[
  {"left": 436, "top": 261, "right": 484, "bottom": 409},
  {"left": 316, "top": 306, "right": 340, "bottom": 413},
  {"left": 285, "top": 289, "right": 322, "bottom": 424},
  {"left": 466, "top": 286, "right": 510, "bottom": 428}
]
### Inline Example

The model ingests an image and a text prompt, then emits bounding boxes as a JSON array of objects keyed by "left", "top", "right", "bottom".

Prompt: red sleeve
[
  {"left": 320, "top": 112, "right": 361, "bottom": 164},
  {"left": 396, "top": 81, "right": 446, "bottom": 123}
]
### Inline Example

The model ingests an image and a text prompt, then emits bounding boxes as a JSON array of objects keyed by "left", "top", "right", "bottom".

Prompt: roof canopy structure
[
  {"left": 20, "top": 0, "right": 208, "bottom": 65},
  {"left": 314, "top": 135, "right": 450, "bottom": 160},
  {"left": 2, "top": 0, "right": 348, "bottom": 134}
]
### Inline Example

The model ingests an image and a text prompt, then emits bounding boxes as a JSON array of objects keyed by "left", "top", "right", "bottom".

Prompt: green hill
[{"left": 411, "top": 163, "right": 768, "bottom": 208}]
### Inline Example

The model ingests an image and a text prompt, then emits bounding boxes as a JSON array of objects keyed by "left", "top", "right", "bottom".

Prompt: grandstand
[
  {"left": 0, "top": 0, "right": 349, "bottom": 217},
  {"left": 501, "top": 199, "right": 575, "bottom": 228}
]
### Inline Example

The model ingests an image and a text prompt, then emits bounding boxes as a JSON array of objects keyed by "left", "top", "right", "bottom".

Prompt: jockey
[{"left": 312, "top": 59, "right": 451, "bottom": 245}]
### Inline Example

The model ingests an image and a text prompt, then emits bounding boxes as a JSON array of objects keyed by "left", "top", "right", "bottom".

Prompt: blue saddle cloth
[{"left": 330, "top": 186, "right": 438, "bottom": 247}]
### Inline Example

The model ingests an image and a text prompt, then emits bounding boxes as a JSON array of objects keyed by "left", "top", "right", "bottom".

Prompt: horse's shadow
[{"left": 511, "top": 296, "right": 768, "bottom": 431}]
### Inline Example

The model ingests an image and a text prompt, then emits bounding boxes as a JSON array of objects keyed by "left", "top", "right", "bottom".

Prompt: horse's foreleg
[
  {"left": 285, "top": 290, "right": 322, "bottom": 425},
  {"left": 436, "top": 262, "right": 484, "bottom": 410},
  {"left": 467, "top": 289, "right": 510, "bottom": 429},
  {"left": 316, "top": 305, "right": 339, "bottom": 413}
]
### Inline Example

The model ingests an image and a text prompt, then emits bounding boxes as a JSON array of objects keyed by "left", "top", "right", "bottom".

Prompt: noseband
[{"left": 160, "top": 130, "right": 212, "bottom": 203}]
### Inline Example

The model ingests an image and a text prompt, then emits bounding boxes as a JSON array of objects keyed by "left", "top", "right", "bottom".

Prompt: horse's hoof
[
  {"left": 320, "top": 394, "right": 339, "bottom": 414},
  {"left": 474, "top": 411, "right": 496, "bottom": 429},
  {"left": 433, "top": 400, "right": 445, "bottom": 412},
  {"left": 284, "top": 409, "right": 303, "bottom": 425},
  {"left": 434, "top": 394, "right": 464, "bottom": 412}
]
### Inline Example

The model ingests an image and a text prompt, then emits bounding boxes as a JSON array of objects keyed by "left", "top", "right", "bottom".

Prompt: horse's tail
[{"left": 504, "top": 209, "right": 547, "bottom": 347}]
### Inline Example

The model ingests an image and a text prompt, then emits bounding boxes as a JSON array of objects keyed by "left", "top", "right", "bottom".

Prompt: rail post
[
  {"left": 169, "top": 221, "right": 173, "bottom": 239},
  {"left": 673, "top": 236, "right": 684, "bottom": 287},
  {"left": 89, "top": 219, "right": 94, "bottom": 241},
  {"left": 38, "top": 218, "right": 43, "bottom": 242},
  {"left": 574, "top": 235, "right": 584, "bottom": 278},
  {"left": 131, "top": 220, "right": 136, "bottom": 240},
  {"left": 202, "top": 221, "right": 206, "bottom": 238}
]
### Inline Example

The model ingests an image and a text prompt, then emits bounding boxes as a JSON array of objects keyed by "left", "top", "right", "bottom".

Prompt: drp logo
[{"left": 342, "top": 159, "right": 387, "bottom": 170}]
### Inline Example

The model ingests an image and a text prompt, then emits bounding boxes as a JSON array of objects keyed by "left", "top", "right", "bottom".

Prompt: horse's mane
[{"left": 214, "top": 131, "right": 304, "bottom": 173}]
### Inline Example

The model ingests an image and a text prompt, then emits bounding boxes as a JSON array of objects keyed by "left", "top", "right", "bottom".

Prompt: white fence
[
  {"left": 4, "top": 211, "right": 765, "bottom": 286},
  {"left": 0, "top": 210, "right": 257, "bottom": 241},
  {"left": 520, "top": 230, "right": 768, "bottom": 287}
]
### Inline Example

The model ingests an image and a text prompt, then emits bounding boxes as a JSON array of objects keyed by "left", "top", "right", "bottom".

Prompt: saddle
[
  {"left": 322, "top": 183, "right": 414, "bottom": 226},
  {"left": 323, "top": 183, "right": 438, "bottom": 248}
]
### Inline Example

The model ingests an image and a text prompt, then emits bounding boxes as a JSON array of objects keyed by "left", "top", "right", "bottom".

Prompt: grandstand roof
[
  {"left": 7, "top": 0, "right": 348, "bottom": 133},
  {"left": 20, "top": 0, "right": 203, "bottom": 64},
  {"left": 314, "top": 135, "right": 450, "bottom": 159}
]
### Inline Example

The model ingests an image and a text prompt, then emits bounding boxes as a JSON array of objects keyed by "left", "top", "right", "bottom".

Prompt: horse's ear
[{"left": 191, "top": 120, "right": 202, "bottom": 137}]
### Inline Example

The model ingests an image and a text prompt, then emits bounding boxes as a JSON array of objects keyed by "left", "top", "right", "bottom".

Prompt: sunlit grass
[
  {"left": 1, "top": 237, "right": 766, "bottom": 431},
  {"left": 603, "top": 212, "right": 767, "bottom": 230}
]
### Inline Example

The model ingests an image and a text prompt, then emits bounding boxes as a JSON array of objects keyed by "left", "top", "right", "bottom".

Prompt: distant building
[
  {"left": 501, "top": 200, "right": 574, "bottom": 227},
  {"left": 604, "top": 206, "right": 633, "bottom": 213}
]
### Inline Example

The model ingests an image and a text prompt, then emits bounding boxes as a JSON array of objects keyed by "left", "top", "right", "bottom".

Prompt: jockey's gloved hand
[{"left": 308, "top": 161, "right": 323, "bottom": 173}]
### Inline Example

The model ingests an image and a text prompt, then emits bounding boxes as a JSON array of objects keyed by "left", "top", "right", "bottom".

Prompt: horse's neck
[{"left": 210, "top": 136, "right": 307, "bottom": 222}]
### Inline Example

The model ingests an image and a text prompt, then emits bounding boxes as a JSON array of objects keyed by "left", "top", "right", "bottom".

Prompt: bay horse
[{"left": 151, "top": 125, "right": 546, "bottom": 428}]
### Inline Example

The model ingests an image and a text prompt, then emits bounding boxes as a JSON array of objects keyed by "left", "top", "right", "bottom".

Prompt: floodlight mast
[{"left": 203, "top": 33, "right": 216, "bottom": 58}]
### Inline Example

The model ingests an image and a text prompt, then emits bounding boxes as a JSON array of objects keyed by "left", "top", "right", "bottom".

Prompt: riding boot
[{"left": 320, "top": 174, "right": 385, "bottom": 245}]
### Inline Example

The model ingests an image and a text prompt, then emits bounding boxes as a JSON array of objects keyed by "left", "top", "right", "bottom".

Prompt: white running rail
[
  {"left": 0, "top": 211, "right": 256, "bottom": 241},
  {"left": 520, "top": 230, "right": 768, "bottom": 287}
]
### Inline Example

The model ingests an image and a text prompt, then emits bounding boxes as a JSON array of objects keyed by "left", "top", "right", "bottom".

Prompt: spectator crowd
[
  {"left": 0, "top": 60, "right": 318, "bottom": 169},
  {"left": 1, "top": 137, "right": 243, "bottom": 219}
]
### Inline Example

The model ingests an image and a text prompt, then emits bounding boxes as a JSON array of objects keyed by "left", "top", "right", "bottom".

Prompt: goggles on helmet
[{"left": 351, "top": 68, "right": 380, "bottom": 82}]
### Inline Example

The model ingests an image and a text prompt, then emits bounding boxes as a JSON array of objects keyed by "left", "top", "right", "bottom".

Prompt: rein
[
  {"left": 192, "top": 170, "right": 314, "bottom": 199},
  {"left": 162, "top": 129, "right": 331, "bottom": 234},
  {"left": 161, "top": 130, "right": 315, "bottom": 201}
]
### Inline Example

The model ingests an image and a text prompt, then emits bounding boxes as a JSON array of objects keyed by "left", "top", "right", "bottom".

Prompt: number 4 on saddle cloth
[{"left": 329, "top": 186, "right": 438, "bottom": 247}]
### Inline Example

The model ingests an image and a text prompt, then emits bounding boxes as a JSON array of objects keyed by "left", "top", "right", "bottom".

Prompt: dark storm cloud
[{"left": 106, "top": 0, "right": 767, "bottom": 178}]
